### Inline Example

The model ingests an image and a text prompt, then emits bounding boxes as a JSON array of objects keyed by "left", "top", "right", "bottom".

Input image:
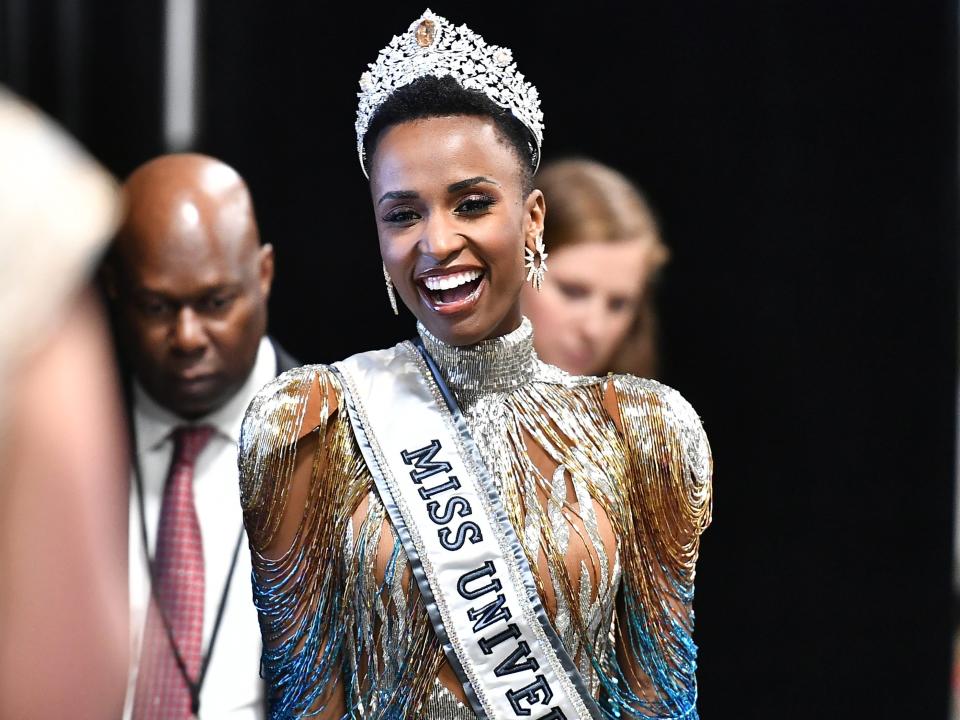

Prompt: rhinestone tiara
[{"left": 355, "top": 9, "right": 544, "bottom": 178}]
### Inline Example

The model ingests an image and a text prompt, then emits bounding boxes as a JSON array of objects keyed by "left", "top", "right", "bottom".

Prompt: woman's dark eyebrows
[
  {"left": 377, "top": 177, "right": 498, "bottom": 204},
  {"left": 447, "top": 176, "right": 499, "bottom": 193},
  {"left": 377, "top": 189, "right": 419, "bottom": 205}
]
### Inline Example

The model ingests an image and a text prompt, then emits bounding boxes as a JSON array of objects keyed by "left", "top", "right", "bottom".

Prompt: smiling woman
[
  {"left": 239, "top": 10, "right": 713, "bottom": 720},
  {"left": 369, "top": 108, "right": 543, "bottom": 346}
]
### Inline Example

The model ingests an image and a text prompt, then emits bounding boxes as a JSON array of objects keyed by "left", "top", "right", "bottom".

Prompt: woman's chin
[
  {"left": 417, "top": 308, "right": 523, "bottom": 348},
  {"left": 412, "top": 279, "right": 513, "bottom": 346},
  {"left": 548, "top": 351, "right": 600, "bottom": 377}
]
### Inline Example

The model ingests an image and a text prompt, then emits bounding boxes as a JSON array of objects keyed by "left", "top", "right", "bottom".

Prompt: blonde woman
[{"left": 521, "top": 159, "right": 669, "bottom": 378}]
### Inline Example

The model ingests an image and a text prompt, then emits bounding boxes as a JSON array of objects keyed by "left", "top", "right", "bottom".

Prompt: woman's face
[
  {"left": 520, "top": 238, "right": 650, "bottom": 375},
  {"left": 369, "top": 115, "right": 544, "bottom": 346}
]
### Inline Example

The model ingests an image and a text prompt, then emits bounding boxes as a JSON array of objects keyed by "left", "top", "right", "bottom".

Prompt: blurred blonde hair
[{"left": 537, "top": 158, "right": 669, "bottom": 378}]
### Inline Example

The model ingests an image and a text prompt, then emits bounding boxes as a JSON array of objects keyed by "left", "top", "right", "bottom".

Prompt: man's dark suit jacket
[{"left": 271, "top": 337, "right": 298, "bottom": 376}]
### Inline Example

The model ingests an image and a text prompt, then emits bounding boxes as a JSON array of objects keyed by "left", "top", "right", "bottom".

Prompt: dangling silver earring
[
  {"left": 524, "top": 233, "right": 548, "bottom": 291},
  {"left": 383, "top": 262, "right": 399, "bottom": 315}
]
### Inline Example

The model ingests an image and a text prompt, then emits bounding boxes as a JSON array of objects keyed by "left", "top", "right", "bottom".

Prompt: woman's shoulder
[
  {"left": 242, "top": 363, "right": 343, "bottom": 441},
  {"left": 603, "top": 373, "right": 713, "bottom": 539},
  {"left": 250, "top": 362, "right": 343, "bottom": 404},
  {"left": 240, "top": 341, "right": 416, "bottom": 450},
  {"left": 249, "top": 363, "right": 336, "bottom": 403},
  {"left": 605, "top": 373, "right": 712, "bottom": 488},
  {"left": 537, "top": 363, "right": 703, "bottom": 431},
  {"left": 239, "top": 363, "right": 360, "bottom": 556},
  {"left": 238, "top": 363, "right": 347, "bottom": 497},
  {"left": 607, "top": 373, "right": 703, "bottom": 423}
]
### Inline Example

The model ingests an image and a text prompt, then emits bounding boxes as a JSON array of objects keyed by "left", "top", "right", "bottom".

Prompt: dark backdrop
[{"left": 3, "top": 2, "right": 957, "bottom": 717}]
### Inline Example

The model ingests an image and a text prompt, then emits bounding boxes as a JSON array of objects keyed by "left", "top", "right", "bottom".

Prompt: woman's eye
[
  {"left": 455, "top": 195, "right": 495, "bottom": 215},
  {"left": 383, "top": 207, "right": 420, "bottom": 224},
  {"left": 608, "top": 297, "right": 638, "bottom": 314},
  {"left": 557, "top": 282, "right": 589, "bottom": 300}
]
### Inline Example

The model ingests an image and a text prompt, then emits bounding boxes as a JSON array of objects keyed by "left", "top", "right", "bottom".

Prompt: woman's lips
[{"left": 417, "top": 270, "right": 487, "bottom": 315}]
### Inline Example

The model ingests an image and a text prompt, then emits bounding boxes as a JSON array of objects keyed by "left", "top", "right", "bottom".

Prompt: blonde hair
[{"left": 537, "top": 158, "right": 669, "bottom": 377}]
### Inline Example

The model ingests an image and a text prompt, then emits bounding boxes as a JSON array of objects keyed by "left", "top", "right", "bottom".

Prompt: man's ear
[
  {"left": 523, "top": 188, "right": 546, "bottom": 255},
  {"left": 258, "top": 244, "right": 275, "bottom": 299}
]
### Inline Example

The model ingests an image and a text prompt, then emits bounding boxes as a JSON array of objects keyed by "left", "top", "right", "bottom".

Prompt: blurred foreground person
[
  {"left": 521, "top": 158, "right": 669, "bottom": 377},
  {"left": 0, "top": 87, "right": 128, "bottom": 719},
  {"left": 105, "top": 153, "right": 296, "bottom": 719}
]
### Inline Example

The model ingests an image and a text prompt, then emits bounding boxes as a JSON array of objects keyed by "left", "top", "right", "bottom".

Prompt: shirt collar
[{"left": 132, "top": 336, "right": 277, "bottom": 453}]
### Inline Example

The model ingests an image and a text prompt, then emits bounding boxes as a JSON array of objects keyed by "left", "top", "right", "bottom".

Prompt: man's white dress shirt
[{"left": 123, "top": 337, "right": 276, "bottom": 719}]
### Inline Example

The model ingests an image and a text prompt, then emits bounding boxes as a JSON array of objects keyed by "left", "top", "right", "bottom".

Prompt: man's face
[{"left": 114, "top": 223, "right": 272, "bottom": 419}]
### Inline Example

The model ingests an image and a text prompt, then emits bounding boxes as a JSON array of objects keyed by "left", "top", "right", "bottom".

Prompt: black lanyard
[{"left": 132, "top": 434, "right": 245, "bottom": 717}]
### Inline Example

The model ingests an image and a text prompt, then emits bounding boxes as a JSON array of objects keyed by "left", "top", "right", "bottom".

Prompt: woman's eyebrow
[
  {"left": 378, "top": 189, "right": 419, "bottom": 205},
  {"left": 447, "top": 176, "right": 499, "bottom": 193}
]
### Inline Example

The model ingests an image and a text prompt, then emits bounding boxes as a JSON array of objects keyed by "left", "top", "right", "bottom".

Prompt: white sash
[{"left": 333, "top": 341, "right": 602, "bottom": 720}]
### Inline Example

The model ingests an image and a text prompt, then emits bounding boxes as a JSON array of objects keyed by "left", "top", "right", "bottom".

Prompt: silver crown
[{"left": 355, "top": 9, "right": 544, "bottom": 177}]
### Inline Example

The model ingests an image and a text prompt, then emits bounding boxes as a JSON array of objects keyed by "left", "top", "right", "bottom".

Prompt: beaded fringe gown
[{"left": 239, "top": 319, "right": 712, "bottom": 719}]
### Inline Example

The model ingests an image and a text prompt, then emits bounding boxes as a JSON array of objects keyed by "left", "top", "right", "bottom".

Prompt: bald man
[{"left": 106, "top": 154, "right": 295, "bottom": 719}]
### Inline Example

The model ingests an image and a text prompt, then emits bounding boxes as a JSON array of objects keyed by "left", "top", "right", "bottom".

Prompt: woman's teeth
[
  {"left": 421, "top": 269, "right": 485, "bottom": 307},
  {"left": 423, "top": 269, "right": 483, "bottom": 291}
]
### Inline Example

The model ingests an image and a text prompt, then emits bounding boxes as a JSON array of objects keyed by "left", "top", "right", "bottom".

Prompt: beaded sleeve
[
  {"left": 239, "top": 365, "right": 367, "bottom": 718},
  {"left": 606, "top": 376, "right": 713, "bottom": 719}
]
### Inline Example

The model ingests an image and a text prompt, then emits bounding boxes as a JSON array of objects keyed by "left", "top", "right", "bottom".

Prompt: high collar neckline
[{"left": 416, "top": 317, "right": 538, "bottom": 405}]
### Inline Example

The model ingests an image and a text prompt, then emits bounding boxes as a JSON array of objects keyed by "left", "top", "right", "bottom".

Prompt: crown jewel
[{"left": 356, "top": 9, "right": 544, "bottom": 177}]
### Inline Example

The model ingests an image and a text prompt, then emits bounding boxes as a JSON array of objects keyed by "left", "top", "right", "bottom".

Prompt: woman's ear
[{"left": 523, "top": 188, "right": 546, "bottom": 254}]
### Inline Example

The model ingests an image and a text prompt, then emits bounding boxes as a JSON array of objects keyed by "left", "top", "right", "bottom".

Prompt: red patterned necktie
[{"left": 133, "top": 425, "right": 214, "bottom": 719}]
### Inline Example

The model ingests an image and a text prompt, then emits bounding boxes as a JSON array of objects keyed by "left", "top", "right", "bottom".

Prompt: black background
[{"left": 3, "top": 1, "right": 957, "bottom": 717}]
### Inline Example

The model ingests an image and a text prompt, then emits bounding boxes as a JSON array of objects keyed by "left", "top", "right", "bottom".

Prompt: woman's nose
[
  {"left": 418, "top": 215, "right": 466, "bottom": 262},
  {"left": 578, "top": 299, "right": 610, "bottom": 343}
]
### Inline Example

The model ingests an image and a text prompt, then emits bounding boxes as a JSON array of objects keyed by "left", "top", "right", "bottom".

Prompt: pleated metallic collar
[{"left": 416, "top": 316, "right": 538, "bottom": 406}]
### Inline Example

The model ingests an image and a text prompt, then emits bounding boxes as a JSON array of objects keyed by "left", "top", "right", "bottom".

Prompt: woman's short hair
[
  {"left": 364, "top": 75, "right": 536, "bottom": 194},
  {"left": 537, "top": 158, "right": 670, "bottom": 378}
]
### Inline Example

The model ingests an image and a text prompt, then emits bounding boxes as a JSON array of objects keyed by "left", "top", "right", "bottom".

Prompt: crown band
[{"left": 355, "top": 9, "right": 544, "bottom": 178}]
